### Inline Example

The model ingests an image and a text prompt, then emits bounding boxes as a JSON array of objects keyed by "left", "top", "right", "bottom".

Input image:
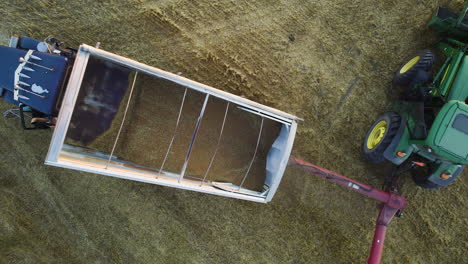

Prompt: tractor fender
[
  {"left": 383, "top": 115, "right": 411, "bottom": 165},
  {"left": 427, "top": 162, "right": 464, "bottom": 187}
]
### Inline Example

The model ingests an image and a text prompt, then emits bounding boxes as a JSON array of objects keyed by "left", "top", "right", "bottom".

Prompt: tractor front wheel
[
  {"left": 363, "top": 112, "right": 401, "bottom": 163},
  {"left": 393, "top": 50, "right": 436, "bottom": 86}
]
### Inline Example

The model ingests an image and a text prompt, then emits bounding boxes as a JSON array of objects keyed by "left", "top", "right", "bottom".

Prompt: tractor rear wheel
[
  {"left": 393, "top": 50, "right": 436, "bottom": 86},
  {"left": 363, "top": 112, "right": 401, "bottom": 163}
]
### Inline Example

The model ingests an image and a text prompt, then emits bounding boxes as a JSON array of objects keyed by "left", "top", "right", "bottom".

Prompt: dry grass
[{"left": 0, "top": 0, "right": 467, "bottom": 263}]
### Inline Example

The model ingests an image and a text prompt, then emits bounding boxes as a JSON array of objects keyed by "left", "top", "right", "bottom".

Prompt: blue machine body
[{"left": 0, "top": 36, "right": 69, "bottom": 115}]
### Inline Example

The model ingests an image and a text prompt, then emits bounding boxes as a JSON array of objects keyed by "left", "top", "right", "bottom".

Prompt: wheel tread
[
  {"left": 363, "top": 112, "right": 401, "bottom": 163},
  {"left": 394, "top": 50, "right": 436, "bottom": 86}
]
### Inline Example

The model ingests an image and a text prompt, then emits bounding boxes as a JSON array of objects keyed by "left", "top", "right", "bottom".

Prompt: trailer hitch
[
  {"left": 18, "top": 104, "right": 54, "bottom": 130},
  {"left": 288, "top": 156, "right": 406, "bottom": 264}
]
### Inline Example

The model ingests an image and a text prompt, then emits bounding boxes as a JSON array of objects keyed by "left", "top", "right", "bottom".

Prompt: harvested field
[{"left": 0, "top": 0, "right": 467, "bottom": 263}]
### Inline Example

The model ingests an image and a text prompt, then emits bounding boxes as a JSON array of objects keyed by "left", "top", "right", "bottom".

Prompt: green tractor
[{"left": 363, "top": 2, "right": 468, "bottom": 189}]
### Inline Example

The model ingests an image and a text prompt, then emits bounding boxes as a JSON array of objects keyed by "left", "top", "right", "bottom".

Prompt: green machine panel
[
  {"left": 448, "top": 56, "right": 468, "bottom": 102},
  {"left": 432, "top": 101, "right": 468, "bottom": 162}
]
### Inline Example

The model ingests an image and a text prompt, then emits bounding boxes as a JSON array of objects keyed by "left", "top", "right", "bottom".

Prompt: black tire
[
  {"left": 363, "top": 112, "right": 401, "bottom": 163},
  {"left": 412, "top": 165, "right": 464, "bottom": 190},
  {"left": 393, "top": 50, "right": 436, "bottom": 86}
]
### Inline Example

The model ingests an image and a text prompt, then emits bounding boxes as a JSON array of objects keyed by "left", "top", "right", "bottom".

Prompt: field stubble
[{"left": 0, "top": 0, "right": 466, "bottom": 263}]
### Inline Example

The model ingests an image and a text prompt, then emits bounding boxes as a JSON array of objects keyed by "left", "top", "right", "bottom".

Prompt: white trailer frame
[{"left": 45, "top": 44, "right": 299, "bottom": 203}]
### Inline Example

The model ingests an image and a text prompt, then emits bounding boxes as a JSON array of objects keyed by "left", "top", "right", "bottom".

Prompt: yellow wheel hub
[
  {"left": 367, "top": 120, "right": 387, "bottom": 149},
  {"left": 400, "top": 56, "right": 420, "bottom": 74}
]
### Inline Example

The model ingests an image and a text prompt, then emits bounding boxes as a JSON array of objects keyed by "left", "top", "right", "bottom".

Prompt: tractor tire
[
  {"left": 412, "top": 165, "right": 464, "bottom": 190},
  {"left": 363, "top": 112, "right": 401, "bottom": 163},
  {"left": 393, "top": 50, "right": 436, "bottom": 86}
]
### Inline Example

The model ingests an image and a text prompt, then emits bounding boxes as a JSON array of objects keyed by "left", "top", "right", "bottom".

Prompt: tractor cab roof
[{"left": 426, "top": 100, "right": 468, "bottom": 164}]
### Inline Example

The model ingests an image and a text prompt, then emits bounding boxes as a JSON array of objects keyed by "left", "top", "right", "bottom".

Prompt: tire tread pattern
[
  {"left": 363, "top": 112, "right": 401, "bottom": 163},
  {"left": 394, "top": 50, "right": 436, "bottom": 86}
]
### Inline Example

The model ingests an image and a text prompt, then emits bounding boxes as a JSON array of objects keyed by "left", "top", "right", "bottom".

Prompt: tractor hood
[
  {"left": 428, "top": 101, "right": 468, "bottom": 164},
  {"left": 447, "top": 55, "right": 468, "bottom": 102}
]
